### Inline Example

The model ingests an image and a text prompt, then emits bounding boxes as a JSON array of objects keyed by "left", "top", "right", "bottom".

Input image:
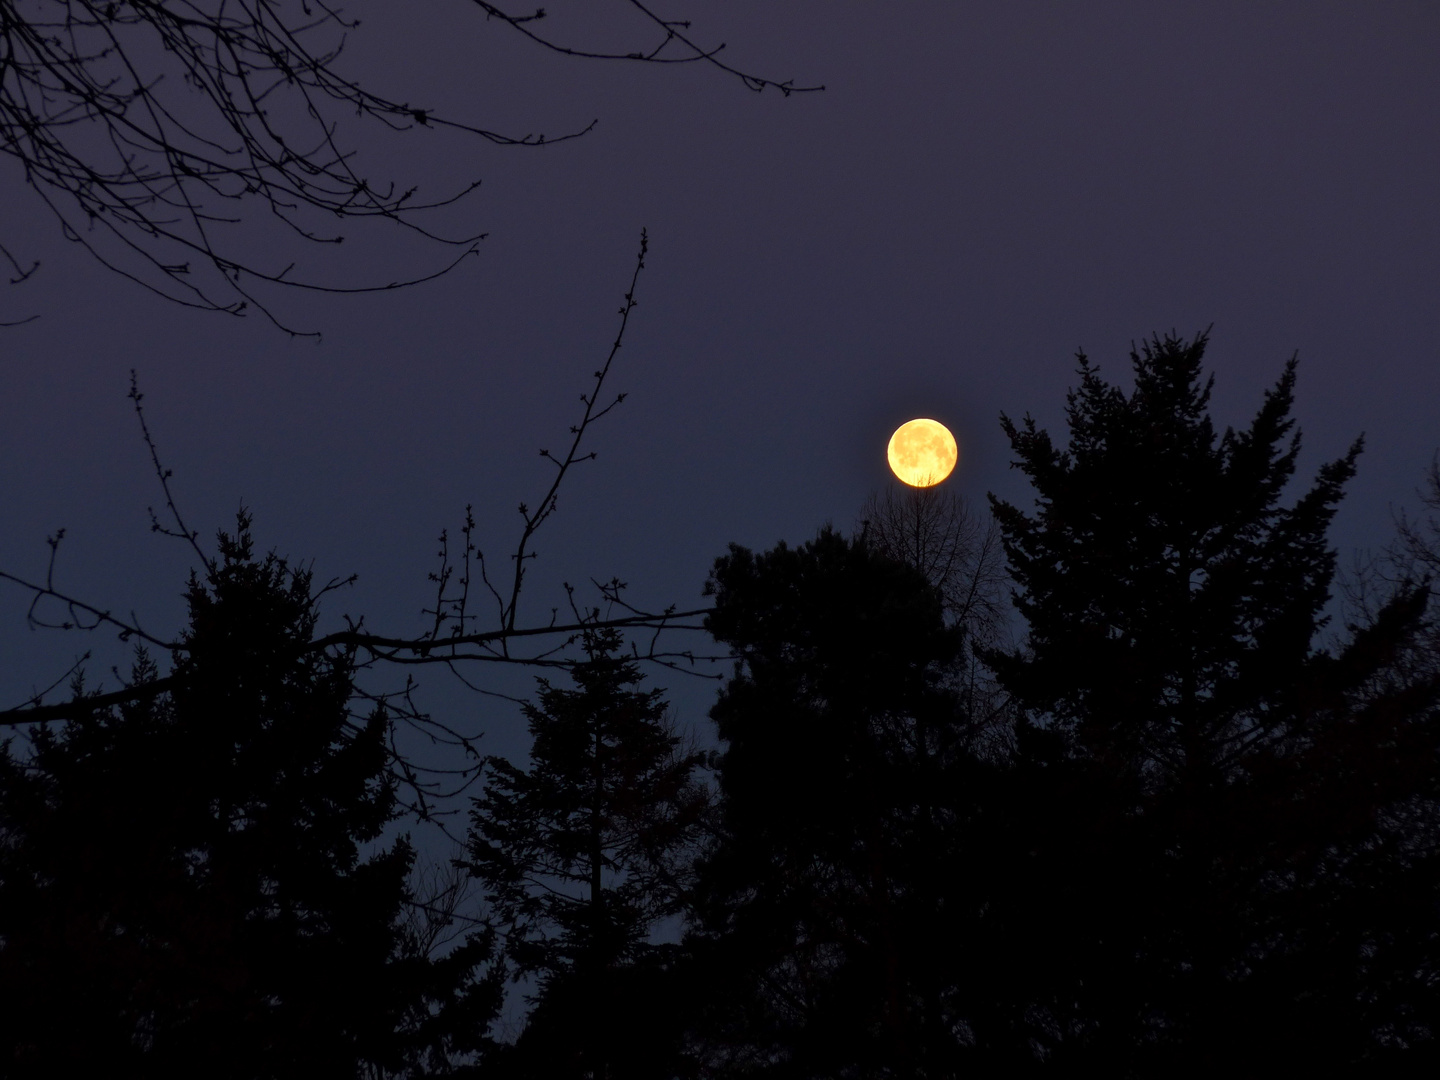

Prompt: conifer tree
[
  {"left": 464, "top": 628, "right": 707, "bottom": 1077},
  {"left": 986, "top": 334, "right": 1372, "bottom": 783},
  {"left": 977, "top": 334, "right": 1440, "bottom": 1070},
  {"left": 0, "top": 513, "right": 502, "bottom": 1077}
]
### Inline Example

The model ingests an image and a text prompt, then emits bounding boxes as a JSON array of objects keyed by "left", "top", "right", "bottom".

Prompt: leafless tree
[
  {"left": 1386, "top": 453, "right": 1440, "bottom": 680},
  {"left": 859, "top": 482, "right": 1015, "bottom": 758},
  {"left": 859, "top": 482, "right": 1007, "bottom": 645},
  {"left": 404, "top": 856, "right": 479, "bottom": 959},
  {"left": 1395, "top": 453, "right": 1440, "bottom": 581},
  {"left": 1, "top": 1, "right": 820, "bottom": 335}
]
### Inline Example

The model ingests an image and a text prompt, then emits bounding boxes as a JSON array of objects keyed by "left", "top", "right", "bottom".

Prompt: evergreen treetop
[
  {"left": 985, "top": 332, "right": 1365, "bottom": 785},
  {"left": 464, "top": 627, "right": 707, "bottom": 1077}
]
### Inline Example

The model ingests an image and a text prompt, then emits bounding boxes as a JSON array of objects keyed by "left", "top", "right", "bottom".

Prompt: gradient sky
[{"left": 3, "top": 2, "right": 1438, "bottom": 780}]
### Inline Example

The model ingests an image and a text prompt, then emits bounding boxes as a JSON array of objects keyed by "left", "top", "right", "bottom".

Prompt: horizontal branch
[
  {"left": 318, "top": 607, "right": 713, "bottom": 656},
  {"left": 0, "top": 607, "right": 717, "bottom": 728},
  {"left": 0, "top": 676, "right": 175, "bottom": 727}
]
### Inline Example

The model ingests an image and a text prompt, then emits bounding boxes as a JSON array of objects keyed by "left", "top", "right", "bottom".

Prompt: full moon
[{"left": 887, "top": 418, "right": 958, "bottom": 487}]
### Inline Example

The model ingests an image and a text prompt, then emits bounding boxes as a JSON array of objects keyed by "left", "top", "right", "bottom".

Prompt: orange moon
[{"left": 887, "top": 419, "right": 958, "bottom": 487}]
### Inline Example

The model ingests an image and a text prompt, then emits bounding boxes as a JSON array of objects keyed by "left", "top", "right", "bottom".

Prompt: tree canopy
[
  {"left": 977, "top": 334, "right": 1440, "bottom": 1071},
  {"left": 2, "top": 333, "right": 1438, "bottom": 1075},
  {"left": 0, "top": 513, "right": 503, "bottom": 1076},
  {"left": 465, "top": 627, "right": 707, "bottom": 1077}
]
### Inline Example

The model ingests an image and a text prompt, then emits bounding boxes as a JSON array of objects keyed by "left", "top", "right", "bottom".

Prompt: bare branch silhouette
[
  {"left": 1395, "top": 453, "right": 1440, "bottom": 580},
  {"left": 0, "top": 529, "right": 180, "bottom": 649},
  {"left": 503, "top": 228, "right": 645, "bottom": 636},
  {"left": 467, "top": 1, "right": 825, "bottom": 96},
  {"left": 859, "top": 484, "right": 1008, "bottom": 645},
  {"left": 1, "top": 1, "right": 817, "bottom": 334},
  {"left": 0, "top": 241, "right": 40, "bottom": 325},
  {"left": 0, "top": 232, "right": 725, "bottom": 795},
  {"left": 858, "top": 483, "right": 1016, "bottom": 759}
]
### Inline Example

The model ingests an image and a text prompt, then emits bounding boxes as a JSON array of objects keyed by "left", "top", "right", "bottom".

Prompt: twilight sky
[{"left": 3, "top": 2, "right": 1438, "bottom": 770}]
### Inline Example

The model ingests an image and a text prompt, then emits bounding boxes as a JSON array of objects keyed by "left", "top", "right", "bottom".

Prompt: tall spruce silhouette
[
  {"left": 0, "top": 512, "right": 503, "bottom": 1077},
  {"left": 464, "top": 627, "right": 707, "bottom": 1077},
  {"left": 977, "top": 334, "right": 1440, "bottom": 1071}
]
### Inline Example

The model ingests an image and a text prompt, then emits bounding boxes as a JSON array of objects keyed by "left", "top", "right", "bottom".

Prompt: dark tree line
[{"left": 4, "top": 332, "right": 1439, "bottom": 1076}]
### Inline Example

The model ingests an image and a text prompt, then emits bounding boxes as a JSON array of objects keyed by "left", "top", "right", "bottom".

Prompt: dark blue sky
[{"left": 3, "top": 2, "right": 1438, "bottom": 769}]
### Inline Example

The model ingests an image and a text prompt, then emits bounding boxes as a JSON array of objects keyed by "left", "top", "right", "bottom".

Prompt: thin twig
[{"left": 503, "top": 228, "right": 648, "bottom": 636}]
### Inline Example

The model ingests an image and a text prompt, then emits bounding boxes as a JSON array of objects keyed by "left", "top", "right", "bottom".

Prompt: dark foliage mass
[
  {"left": 0, "top": 514, "right": 502, "bottom": 1077},
  {"left": 693, "top": 527, "right": 975, "bottom": 1075},
  {"left": 974, "top": 336, "right": 1440, "bottom": 1073},
  {"left": 3, "top": 335, "right": 1439, "bottom": 1076},
  {"left": 465, "top": 627, "right": 708, "bottom": 1077}
]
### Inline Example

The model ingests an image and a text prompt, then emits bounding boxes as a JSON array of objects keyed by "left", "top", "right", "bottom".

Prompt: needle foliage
[
  {"left": 0, "top": 514, "right": 501, "bottom": 1077},
  {"left": 464, "top": 627, "right": 708, "bottom": 1078}
]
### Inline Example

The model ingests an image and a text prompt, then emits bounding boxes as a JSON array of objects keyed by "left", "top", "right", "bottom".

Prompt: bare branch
[
  {"left": 0, "top": 672, "right": 176, "bottom": 725},
  {"left": 469, "top": 0, "right": 825, "bottom": 96},
  {"left": 0, "top": 546, "right": 181, "bottom": 649},
  {"left": 493, "top": 228, "right": 648, "bottom": 637},
  {"left": 3, "top": 2, "right": 816, "bottom": 333},
  {"left": 859, "top": 484, "right": 1009, "bottom": 645},
  {"left": 0, "top": 231, "right": 728, "bottom": 836},
  {"left": 128, "top": 369, "right": 212, "bottom": 569}
]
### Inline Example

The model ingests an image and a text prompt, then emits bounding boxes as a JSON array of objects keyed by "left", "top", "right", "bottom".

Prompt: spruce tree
[
  {"left": 464, "top": 628, "right": 707, "bottom": 1077},
  {"left": 978, "top": 334, "right": 1440, "bottom": 1070},
  {"left": 986, "top": 334, "right": 1366, "bottom": 783},
  {"left": 0, "top": 513, "right": 502, "bottom": 1077}
]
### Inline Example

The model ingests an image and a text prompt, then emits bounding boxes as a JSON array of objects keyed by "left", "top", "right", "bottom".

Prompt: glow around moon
[{"left": 887, "top": 419, "right": 958, "bottom": 487}]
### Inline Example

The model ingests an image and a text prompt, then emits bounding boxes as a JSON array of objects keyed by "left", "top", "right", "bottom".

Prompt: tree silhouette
[
  {"left": 0, "top": 512, "right": 503, "bottom": 1077},
  {"left": 859, "top": 484, "right": 1007, "bottom": 643},
  {"left": 7, "top": 318, "right": 1435, "bottom": 1074},
  {"left": 689, "top": 348, "right": 1440, "bottom": 1075},
  {"left": 976, "top": 333, "right": 1440, "bottom": 1070},
  {"left": 1390, "top": 455, "right": 1440, "bottom": 687},
  {"left": 0, "top": 1, "right": 819, "bottom": 335},
  {"left": 693, "top": 528, "right": 991, "bottom": 1076},
  {"left": 987, "top": 334, "right": 1370, "bottom": 782},
  {"left": 463, "top": 626, "right": 708, "bottom": 1077},
  {"left": 859, "top": 483, "right": 1013, "bottom": 761}
]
